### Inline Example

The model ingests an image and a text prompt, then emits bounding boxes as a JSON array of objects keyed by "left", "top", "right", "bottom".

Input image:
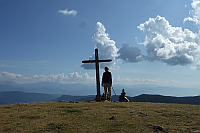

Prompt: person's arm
[{"left": 101, "top": 74, "right": 104, "bottom": 86}]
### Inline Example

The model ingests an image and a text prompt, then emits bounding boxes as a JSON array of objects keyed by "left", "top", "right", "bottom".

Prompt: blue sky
[{"left": 0, "top": 0, "right": 200, "bottom": 95}]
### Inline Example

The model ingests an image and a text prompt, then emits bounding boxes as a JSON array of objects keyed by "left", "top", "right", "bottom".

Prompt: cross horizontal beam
[{"left": 82, "top": 59, "right": 112, "bottom": 63}]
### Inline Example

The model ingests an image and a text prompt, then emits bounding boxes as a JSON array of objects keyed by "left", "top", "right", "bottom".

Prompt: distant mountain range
[
  {"left": 0, "top": 91, "right": 55, "bottom": 105},
  {"left": 0, "top": 81, "right": 199, "bottom": 97},
  {"left": 0, "top": 81, "right": 96, "bottom": 96},
  {"left": 0, "top": 91, "right": 199, "bottom": 105},
  {"left": 128, "top": 94, "right": 200, "bottom": 105},
  {"left": 0, "top": 81, "right": 199, "bottom": 105},
  {"left": 53, "top": 95, "right": 96, "bottom": 102}
]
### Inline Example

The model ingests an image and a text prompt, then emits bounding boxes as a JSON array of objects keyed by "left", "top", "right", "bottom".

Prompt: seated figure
[{"left": 119, "top": 89, "right": 129, "bottom": 102}]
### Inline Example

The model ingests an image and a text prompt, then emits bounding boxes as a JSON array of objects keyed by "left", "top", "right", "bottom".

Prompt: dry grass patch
[{"left": 0, "top": 101, "right": 199, "bottom": 132}]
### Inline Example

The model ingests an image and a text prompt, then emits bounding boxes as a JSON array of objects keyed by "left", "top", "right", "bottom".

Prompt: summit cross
[{"left": 82, "top": 48, "right": 112, "bottom": 101}]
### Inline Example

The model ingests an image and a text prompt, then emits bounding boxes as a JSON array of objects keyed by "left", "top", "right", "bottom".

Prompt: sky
[{"left": 0, "top": 0, "right": 200, "bottom": 96}]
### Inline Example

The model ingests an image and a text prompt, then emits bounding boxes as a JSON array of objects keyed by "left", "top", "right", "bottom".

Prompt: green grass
[
  {"left": 66, "top": 109, "right": 82, "bottom": 113},
  {"left": 0, "top": 101, "right": 199, "bottom": 132}
]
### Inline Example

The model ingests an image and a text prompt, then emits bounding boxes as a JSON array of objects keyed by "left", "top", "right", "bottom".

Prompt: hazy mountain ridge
[
  {"left": 0, "top": 81, "right": 198, "bottom": 96},
  {"left": 0, "top": 91, "right": 199, "bottom": 105},
  {"left": 0, "top": 81, "right": 96, "bottom": 95},
  {"left": 52, "top": 94, "right": 199, "bottom": 105},
  {"left": 0, "top": 81, "right": 199, "bottom": 105},
  {"left": 129, "top": 94, "right": 200, "bottom": 105},
  {"left": 0, "top": 91, "right": 55, "bottom": 104},
  {"left": 52, "top": 95, "right": 96, "bottom": 102}
]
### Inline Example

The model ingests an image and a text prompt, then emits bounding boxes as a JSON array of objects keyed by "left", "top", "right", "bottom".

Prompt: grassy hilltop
[{"left": 0, "top": 101, "right": 199, "bottom": 132}]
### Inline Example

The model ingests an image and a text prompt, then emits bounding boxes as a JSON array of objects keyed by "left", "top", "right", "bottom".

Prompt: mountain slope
[
  {"left": 129, "top": 94, "right": 200, "bottom": 105},
  {"left": 53, "top": 94, "right": 199, "bottom": 105},
  {"left": 0, "top": 91, "right": 54, "bottom": 105},
  {"left": 52, "top": 95, "right": 96, "bottom": 102}
]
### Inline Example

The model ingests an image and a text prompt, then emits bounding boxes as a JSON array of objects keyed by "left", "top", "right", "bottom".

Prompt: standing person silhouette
[{"left": 101, "top": 66, "right": 112, "bottom": 101}]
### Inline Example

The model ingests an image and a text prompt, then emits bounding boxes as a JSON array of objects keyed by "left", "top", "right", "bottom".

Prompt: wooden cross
[{"left": 82, "top": 48, "right": 112, "bottom": 101}]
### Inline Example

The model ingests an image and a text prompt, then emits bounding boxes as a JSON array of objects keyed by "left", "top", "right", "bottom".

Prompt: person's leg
[
  {"left": 104, "top": 83, "right": 108, "bottom": 99},
  {"left": 108, "top": 85, "right": 111, "bottom": 100}
]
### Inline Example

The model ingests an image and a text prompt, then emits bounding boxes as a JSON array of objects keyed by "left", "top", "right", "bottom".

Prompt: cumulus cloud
[
  {"left": 0, "top": 71, "right": 25, "bottom": 82},
  {"left": 117, "top": 43, "right": 144, "bottom": 62},
  {"left": 184, "top": 0, "right": 200, "bottom": 26},
  {"left": 58, "top": 9, "right": 77, "bottom": 16},
  {"left": 113, "top": 75, "right": 176, "bottom": 86},
  {"left": 137, "top": 15, "right": 200, "bottom": 66},
  {"left": 191, "top": 60, "right": 200, "bottom": 69},
  {"left": 1, "top": 71, "right": 178, "bottom": 86},
  {"left": 0, "top": 71, "right": 95, "bottom": 84},
  {"left": 81, "top": 22, "right": 118, "bottom": 69},
  {"left": 81, "top": 0, "right": 200, "bottom": 70}
]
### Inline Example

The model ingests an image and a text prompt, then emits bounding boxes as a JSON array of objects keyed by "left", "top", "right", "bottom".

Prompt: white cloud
[
  {"left": 184, "top": 0, "right": 200, "bottom": 26},
  {"left": 0, "top": 71, "right": 181, "bottom": 87},
  {"left": 0, "top": 71, "right": 95, "bottom": 84},
  {"left": 58, "top": 9, "right": 77, "bottom": 16},
  {"left": 81, "top": 22, "right": 119, "bottom": 69},
  {"left": 0, "top": 71, "right": 24, "bottom": 82},
  {"left": 81, "top": 0, "right": 200, "bottom": 70},
  {"left": 113, "top": 75, "right": 177, "bottom": 86},
  {"left": 191, "top": 60, "right": 200, "bottom": 69},
  {"left": 137, "top": 15, "right": 200, "bottom": 66}
]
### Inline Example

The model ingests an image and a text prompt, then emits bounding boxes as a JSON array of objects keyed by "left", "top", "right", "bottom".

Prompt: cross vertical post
[
  {"left": 82, "top": 48, "right": 112, "bottom": 102},
  {"left": 95, "top": 49, "right": 101, "bottom": 101}
]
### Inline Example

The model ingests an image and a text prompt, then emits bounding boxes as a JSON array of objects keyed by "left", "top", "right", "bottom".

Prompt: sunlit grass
[{"left": 0, "top": 101, "right": 199, "bottom": 132}]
